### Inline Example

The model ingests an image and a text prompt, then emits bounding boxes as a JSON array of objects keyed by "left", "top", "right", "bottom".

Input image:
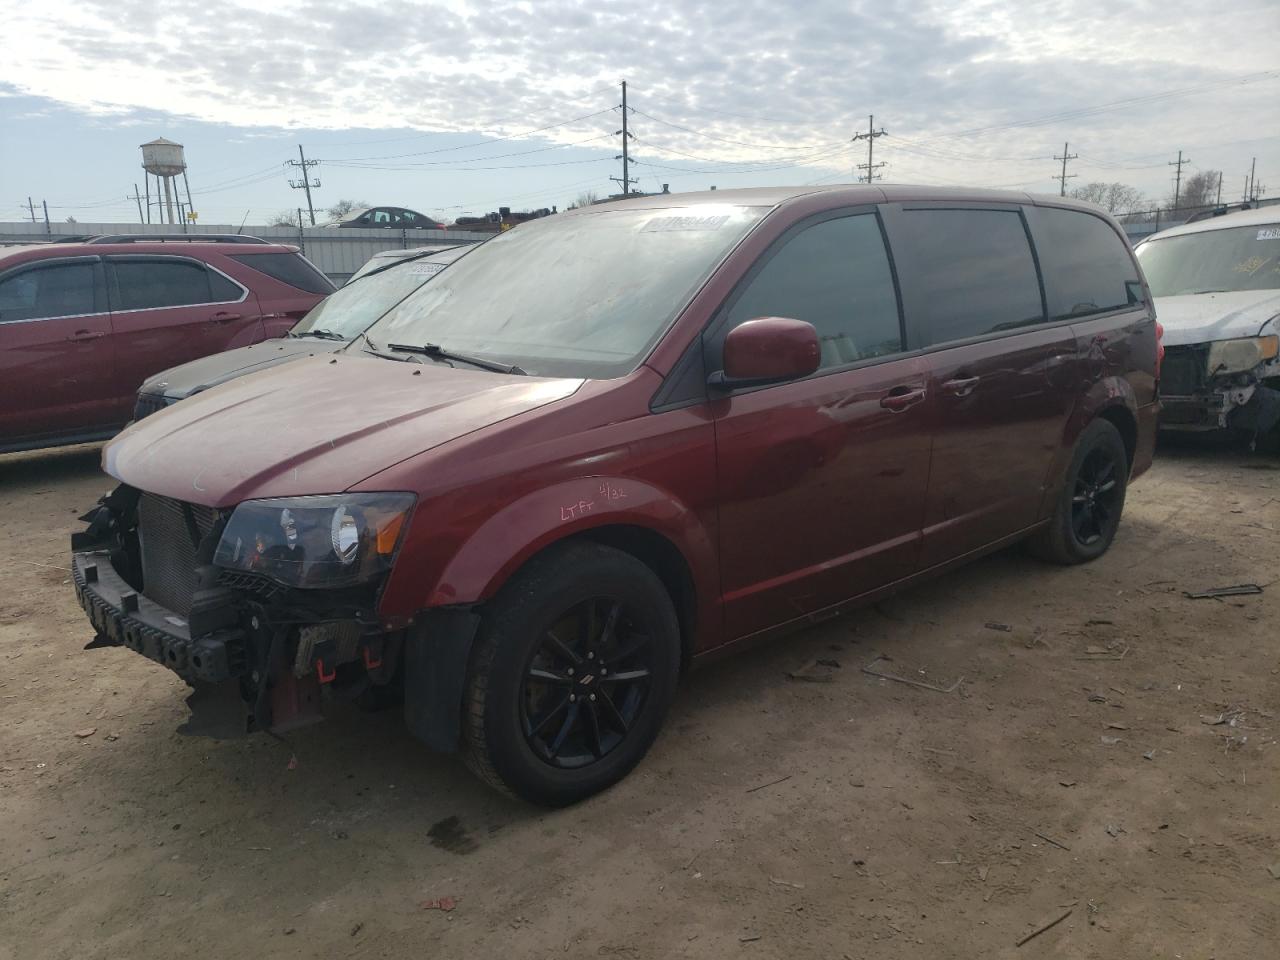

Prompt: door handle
[
  {"left": 66, "top": 330, "right": 106, "bottom": 342},
  {"left": 880, "top": 385, "right": 927, "bottom": 411},
  {"left": 941, "top": 375, "right": 981, "bottom": 397},
  {"left": 209, "top": 311, "right": 243, "bottom": 323}
]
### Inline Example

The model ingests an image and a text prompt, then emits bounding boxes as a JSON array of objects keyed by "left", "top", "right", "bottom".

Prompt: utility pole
[
  {"left": 1168, "top": 150, "right": 1189, "bottom": 210},
  {"left": 129, "top": 183, "right": 146, "bottom": 223},
  {"left": 27, "top": 196, "right": 37, "bottom": 224},
  {"left": 1053, "top": 142, "right": 1078, "bottom": 197},
  {"left": 182, "top": 170, "right": 195, "bottom": 225},
  {"left": 1215, "top": 171, "right": 1223, "bottom": 207},
  {"left": 1247, "top": 156, "right": 1257, "bottom": 201},
  {"left": 288, "top": 145, "right": 321, "bottom": 225},
  {"left": 851, "top": 114, "right": 886, "bottom": 182},
  {"left": 41, "top": 200, "right": 51, "bottom": 235},
  {"left": 611, "top": 80, "right": 637, "bottom": 196}
]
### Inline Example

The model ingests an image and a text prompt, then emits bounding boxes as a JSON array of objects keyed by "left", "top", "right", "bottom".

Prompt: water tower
[{"left": 140, "top": 138, "right": 195, "bottom": 225}]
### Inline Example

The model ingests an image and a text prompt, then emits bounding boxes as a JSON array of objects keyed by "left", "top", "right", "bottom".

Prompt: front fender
[{"left": 422, "top": 476, "right": 718, "bottom": 612}]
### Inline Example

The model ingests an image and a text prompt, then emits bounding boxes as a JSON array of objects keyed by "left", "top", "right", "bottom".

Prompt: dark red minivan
[
  {"left": 71, "top": 187, "right": 1158, "bottom": 804},
  {"left": 0, "top": 236, "right": 334, "bottom": 453}
]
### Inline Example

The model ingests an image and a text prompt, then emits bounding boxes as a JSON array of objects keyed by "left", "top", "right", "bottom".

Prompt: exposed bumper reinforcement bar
[{"left": 72, "top": 550, "right": 246, "bottom": 683}]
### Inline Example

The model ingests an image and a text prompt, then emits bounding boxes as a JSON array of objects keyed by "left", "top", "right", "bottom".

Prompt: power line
[
  {"left": 328, "top": 109, "right": 614, "bottom": 163},
  {"left": 629, "top": 107, "right": 841, "bottom": 151},
  {"left": 325, "top": 133, "right": 613, "bottom": 170},
  {"left": 1053, "top": 142, "right": 1078, "bottom": 196}
]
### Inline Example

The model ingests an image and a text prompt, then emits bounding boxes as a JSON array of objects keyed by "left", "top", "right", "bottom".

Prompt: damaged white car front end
[{"left": 1136, "top": 211, "right": 1280, "bottom": 438}]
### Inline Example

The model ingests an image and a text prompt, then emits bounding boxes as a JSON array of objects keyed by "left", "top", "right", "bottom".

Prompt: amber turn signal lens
[{"left": 375, "top": 512, "right": 406, "bottom": 556}]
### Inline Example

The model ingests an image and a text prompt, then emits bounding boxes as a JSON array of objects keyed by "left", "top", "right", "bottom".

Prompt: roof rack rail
[{"left": 79, "top": 234, "right": 271, "bottom": 245}]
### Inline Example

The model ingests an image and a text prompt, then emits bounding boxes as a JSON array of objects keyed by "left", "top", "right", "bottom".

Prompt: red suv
[
  {"left": 70, "top": 187, "right": 1158, "bottom": 805},
  {"left": 0, "top": 236, "right": 334, "bottom": 453}
]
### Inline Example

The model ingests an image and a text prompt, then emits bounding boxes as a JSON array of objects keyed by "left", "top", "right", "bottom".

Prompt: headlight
[
  {"left": 214, "top": 493, "right": 415, "bottom": 588},
  {"left": 1207, "top": 335, "right": 1279, "bottom": 376}
]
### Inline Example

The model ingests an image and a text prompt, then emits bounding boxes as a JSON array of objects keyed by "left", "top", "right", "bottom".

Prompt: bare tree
[
  {"left": 1175, "top": 170, "right": 1220, "bottom": 211},
  {"left": 1069, "top": 182, "right": 1145, "bottom": 215},
  {"left": 325, "top": 198, "right": 369, "bottom": 219},
  {"left": 568, "top": 190, "right": 600, "bottom": 210},
  {"left": 268, "top": 210, "right": 302, "bottom": 227}
]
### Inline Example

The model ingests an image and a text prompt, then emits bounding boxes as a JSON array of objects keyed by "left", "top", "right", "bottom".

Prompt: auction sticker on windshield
[
  {"left": 408, "top": 262, "right": 446, "bottom": 275},
  {"left": 643, "top": 215, "right": 730, "bottom": 232},
  {"left": 1257, "top": 227, "right": 1280, "bottom": 241}
]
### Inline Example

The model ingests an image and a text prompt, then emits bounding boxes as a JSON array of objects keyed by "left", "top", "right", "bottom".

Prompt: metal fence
[{"left": 0, "top": 221, "right": 491, "bottom": 284}]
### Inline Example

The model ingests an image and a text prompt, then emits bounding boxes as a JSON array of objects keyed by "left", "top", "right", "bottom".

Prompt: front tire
[
  {"left": 462, "top": 542, "right": 681, "bottom": 806},
  {"left": 1030, "top": 418, "right": 1129, "bottom": 565}
]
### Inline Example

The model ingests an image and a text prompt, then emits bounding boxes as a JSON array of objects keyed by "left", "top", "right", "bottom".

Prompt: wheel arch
[
  {"left": 1039, "top": 376, "right": 1140, "bottom": 518},
  {"left": 543, "top": 523, "right": 699, "bottom": 670},
  {"left": 1096, "top": 402, "right": 1137, "bottom": 470}
]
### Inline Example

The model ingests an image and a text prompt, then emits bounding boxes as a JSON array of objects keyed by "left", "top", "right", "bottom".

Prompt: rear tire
[
  {"left": 1029, "top": 418, "right": 1129, "bottom": 565},
  {"left": 462, "top": 542, "right": 680, "bottom": 806}
]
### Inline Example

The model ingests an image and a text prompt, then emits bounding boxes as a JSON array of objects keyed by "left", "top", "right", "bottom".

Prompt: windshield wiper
[
  {"left": 350, "top": 332, "right": 419, "bottom": 363},
  {"left": 290, "top": 329, "right": 347, "bottom": 341},
  {"left": 386, "top": 342, "right": 526, "bottom": 375}
]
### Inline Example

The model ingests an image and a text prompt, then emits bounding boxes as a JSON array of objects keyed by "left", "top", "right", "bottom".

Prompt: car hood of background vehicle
[
  {"left": 105, "top": 355, "right": 583, "bottom": 507},
  {"left": 1155, "top": 289, "right": 1280, "bottom": 347},
  {"left": 138, "top": 338, "right": 345, "bottom": 400}
]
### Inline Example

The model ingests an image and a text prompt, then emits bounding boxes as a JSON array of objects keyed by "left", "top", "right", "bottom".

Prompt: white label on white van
[{"left": 1257, "top": 227, "right": 1280, "bottom": 240}]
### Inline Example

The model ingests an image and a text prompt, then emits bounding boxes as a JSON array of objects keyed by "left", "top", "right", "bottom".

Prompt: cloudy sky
[{"left": 1, "top": 0, "right": 1276, "bottom": 225}]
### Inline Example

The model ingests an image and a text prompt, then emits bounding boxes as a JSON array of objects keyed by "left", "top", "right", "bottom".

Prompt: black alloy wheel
[
  {"left": 462, "top": 541, "right": 681, "bottom": 806},
  {"left": 1070, "top": 447, "right": 1122, "bottom": 547},
  {"left": 1029, "top": 417, "right": 1129, "bottom": 565},
  {"left": 521, "top": 598, "right": 653, "bottom": 769}
]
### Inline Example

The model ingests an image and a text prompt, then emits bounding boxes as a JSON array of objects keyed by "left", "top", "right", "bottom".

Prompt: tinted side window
[
  {"left": 899, "top": 209, "right": 1044, "bottom": 345},
  {"left": 229, "top": 253, "right": 336, "bottom": 295},
  {"left": 113, "top": 260, "right": 213, "bottom": 310},
  {"left": 0, "top": 261, "right": 97, "bottom": 322},
  {"left": 208, "top": 269, "right": 243, "bottom": 301},
  {"left": 1033, "top": 207, "right": 1143, "bottom": 319},
  {"left": 725, "top": 214, "right": 902, "bottom": 369}
]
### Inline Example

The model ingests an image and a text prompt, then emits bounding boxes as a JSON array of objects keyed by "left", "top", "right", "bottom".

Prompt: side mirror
[{"left": 709, "top": 317, "right": 820, "bottom": 389}]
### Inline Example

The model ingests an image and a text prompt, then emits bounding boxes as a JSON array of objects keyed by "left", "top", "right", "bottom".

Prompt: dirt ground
[{"left": 1, "top": 438, "right": 1277, "bottom": 960}]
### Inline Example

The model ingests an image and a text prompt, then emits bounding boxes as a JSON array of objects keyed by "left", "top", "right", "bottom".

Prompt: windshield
[
  {"left": 362, "top": 205, "right": 766, "bottom": 378},
  {"left": 1136, "top": 223, "right": 1280, "bottom": 296},
  {"left": 290, "top": 256, "right": 456, "bottom": 338}
]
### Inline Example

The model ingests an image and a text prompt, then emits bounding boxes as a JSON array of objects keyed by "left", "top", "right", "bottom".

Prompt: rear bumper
[{"left": 72, "top": 550, "right": 245, "bottom": 683}]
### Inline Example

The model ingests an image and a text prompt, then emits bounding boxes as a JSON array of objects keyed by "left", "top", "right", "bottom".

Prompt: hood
[
  {"left": 138, "top": 338, "right": 345, "bottom": 399},
  {"left": 1154, "top": 289, "right": 1280, "bottom": 347},
  {"left": 106, "top": 354, "right": 582, "bottom": 507}
]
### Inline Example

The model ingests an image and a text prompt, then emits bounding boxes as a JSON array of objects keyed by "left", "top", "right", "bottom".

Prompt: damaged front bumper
[
  {"left": 1159, "top": 381, "right": 1280, "bottom": 433},
  {"left": 70, "top": 486, "right": 402, "bottom": 739},
  {"left": 1159, "top": 343, "right": 1280, "bottom": 434},
  {"left": 73, "top": 550, "right": 245, "bottom": 682}
]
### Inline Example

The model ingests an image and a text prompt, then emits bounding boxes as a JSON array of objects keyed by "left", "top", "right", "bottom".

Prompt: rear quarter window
[
  {"left": 894, "top": 208, "right": 1045, "bottom": 346},
  {"left": 1030, "top": 206, "right": 1143, "bottom": 319},
  {"left": 229, "top": 253, "right": 336, "bottom": 295}
]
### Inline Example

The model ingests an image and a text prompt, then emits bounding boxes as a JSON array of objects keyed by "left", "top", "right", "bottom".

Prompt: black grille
[
  {"left": 138, "top": 495, "right": 218, "bottom": 615},
  {"left": 1160, "top": 345, "right": 1208, "bottom": 397},
  {"left": 133, "top": 393, "right": 174, "bottom": 421}
]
